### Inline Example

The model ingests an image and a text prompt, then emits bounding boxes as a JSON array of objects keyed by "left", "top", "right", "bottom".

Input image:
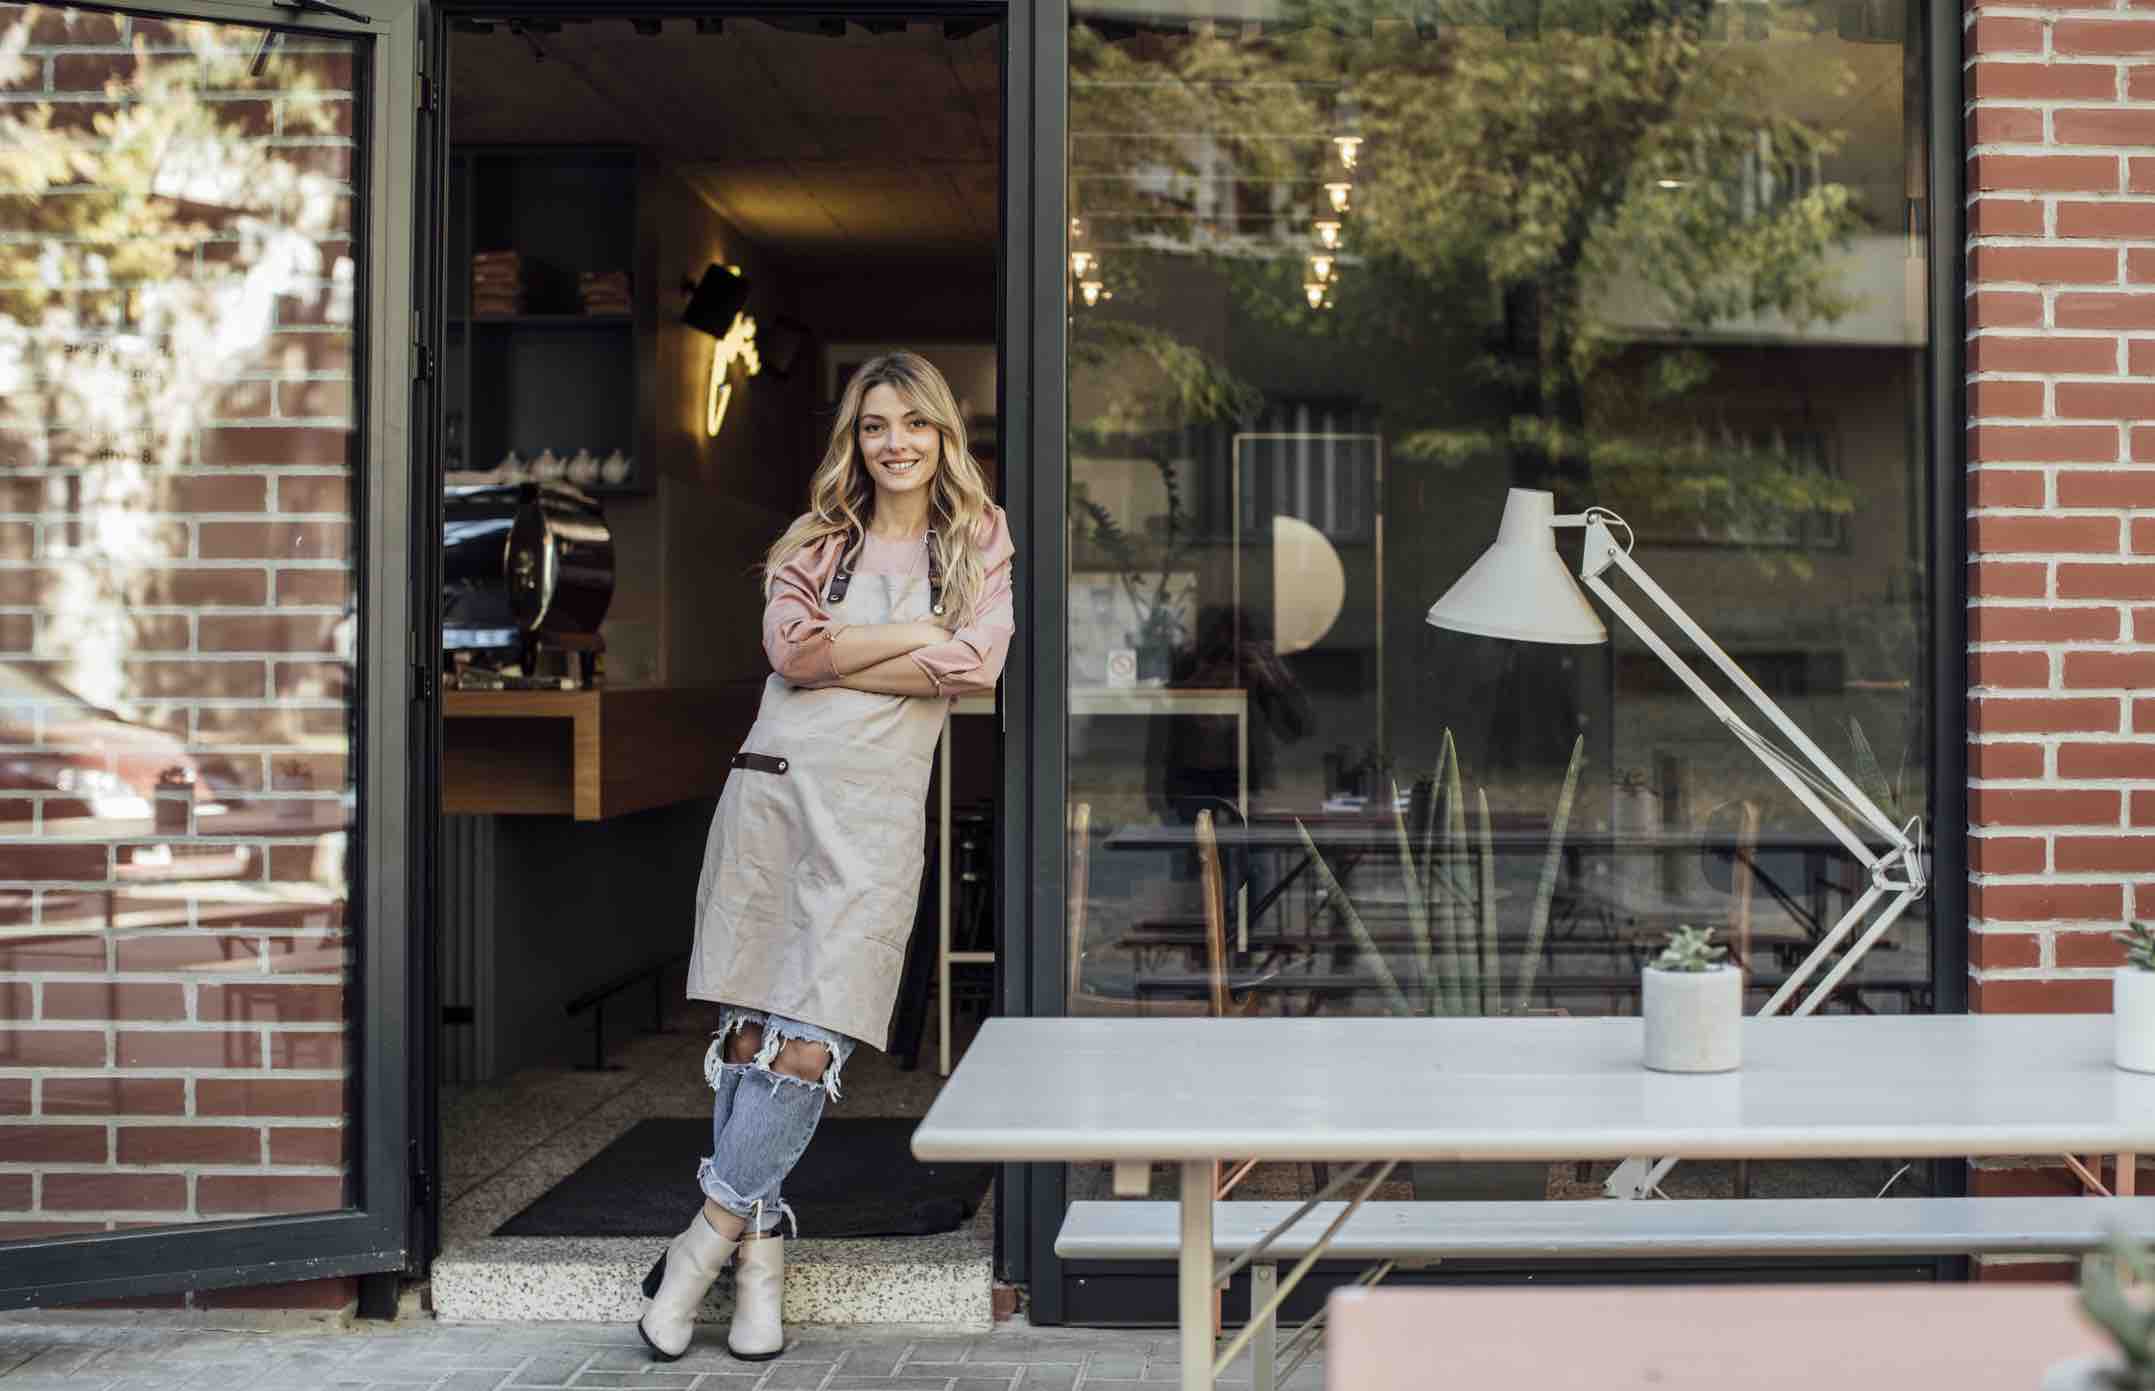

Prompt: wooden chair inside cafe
[{"left": 1067, "top": 803, "right": 1259, "bottom": 1206}]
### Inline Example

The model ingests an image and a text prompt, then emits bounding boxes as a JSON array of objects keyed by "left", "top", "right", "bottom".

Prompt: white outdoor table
[{"left": 912, "top": 1014, "right": 2155, "bottom": 1391}]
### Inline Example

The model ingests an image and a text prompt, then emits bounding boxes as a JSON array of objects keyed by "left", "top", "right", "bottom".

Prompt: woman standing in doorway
[{"left": 637, "top": 352, "right": 1015, "bottom": 1363}]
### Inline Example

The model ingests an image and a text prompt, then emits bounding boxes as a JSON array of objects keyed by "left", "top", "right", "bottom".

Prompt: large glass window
[
  {"left": 0, "top": 7, "right": 362, "bottom": 1241},
  {"left": 1063, "top": 0, "right": 1932, "bottom": 1204}
]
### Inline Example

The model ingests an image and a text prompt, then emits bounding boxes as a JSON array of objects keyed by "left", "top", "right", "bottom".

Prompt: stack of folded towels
[
  {"left": 472, "top": 250, "right": 523, "bottom": 316},
  {"left": 578, "top": 269, "right": 631, "bottom": 316}
]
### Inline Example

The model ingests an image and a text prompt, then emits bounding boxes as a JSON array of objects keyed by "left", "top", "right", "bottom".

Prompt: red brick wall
[
  {"left": 1965, "top": 0, "right": 2155, "bottom": 1251},
  {"left": 0, "top": 4, "right": 359, "bottom": 1306}
]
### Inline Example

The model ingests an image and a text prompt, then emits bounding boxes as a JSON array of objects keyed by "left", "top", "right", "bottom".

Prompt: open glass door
[{"left": 0, "top": 0, "right": 421, "bottom": 1305}]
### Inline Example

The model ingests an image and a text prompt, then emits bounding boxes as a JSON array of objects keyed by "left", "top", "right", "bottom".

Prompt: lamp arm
[
  {"left": 1572, "top": 515, "right": 1930, "bottom": 1205},
  {"left": 1579, "top": 521, "right": 1915, "bottom": 859},
  {"left": 1578, "top": 564, "right": 1889, "bottom": 874}
]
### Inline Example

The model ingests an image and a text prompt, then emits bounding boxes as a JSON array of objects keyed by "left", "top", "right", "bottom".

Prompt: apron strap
[
  {"left": 824, "top": 525, "right": 946, "bottom": 618},
  {"left": 825, "top": 529, "right": 861, "bottom": 605},
  {"left": 926, "top": 530, "right": 945, "bottom": 618}
]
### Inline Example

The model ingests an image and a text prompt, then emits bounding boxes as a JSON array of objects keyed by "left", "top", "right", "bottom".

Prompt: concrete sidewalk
[{"left": 0, "top": 1316, "right": 1325, "bottom": 1390}]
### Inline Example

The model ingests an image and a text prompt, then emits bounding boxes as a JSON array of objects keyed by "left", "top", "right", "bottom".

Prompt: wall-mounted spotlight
[
  {"left": 1314, "top": 219, "right": 1342, "bottom": 250},
  {"left": 1324, "top": 182, "right": 1353, "bottom": 214},
  {"left": 681, "top": 263, "right": 750, "bottom": 338}
]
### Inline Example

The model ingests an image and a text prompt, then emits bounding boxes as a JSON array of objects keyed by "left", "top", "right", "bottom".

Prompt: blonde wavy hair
[{"left": 762, "top": 351, "right": 998, "bottom": 627}]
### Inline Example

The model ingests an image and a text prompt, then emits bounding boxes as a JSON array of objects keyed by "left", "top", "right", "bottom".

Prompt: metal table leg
[
  {"left": 1181, "top": 1160, "right": 1215, "bottom": 1391},
  {"left": 1250, "top": 1262, "right": 1278, "bottom": 1391}
]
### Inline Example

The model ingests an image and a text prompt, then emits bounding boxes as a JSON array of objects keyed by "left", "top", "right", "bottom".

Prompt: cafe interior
[{"left": 428, "top": 11, "right": 1007, "bottom": 1286}]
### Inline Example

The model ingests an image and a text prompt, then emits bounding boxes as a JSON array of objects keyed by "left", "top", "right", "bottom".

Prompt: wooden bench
[{"left": 1057, "top": 1196, "right": 2155, "bottom": 1391}]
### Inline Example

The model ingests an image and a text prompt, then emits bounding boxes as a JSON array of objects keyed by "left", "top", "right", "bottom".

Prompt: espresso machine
[{"left": 442, "top": 482, "right": 616, "bottom": 689}]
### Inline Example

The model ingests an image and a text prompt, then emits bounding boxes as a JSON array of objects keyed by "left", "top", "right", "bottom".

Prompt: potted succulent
[
  {"left": 2118, "top": 922, "right": 2155, "bottom": 1075},
  {"left": 2043, "top": 1230, "right": 2154, "bottom": 1391},
  {"left": 1641, "top": 924, "right": 1743, "bottom": 1074}
]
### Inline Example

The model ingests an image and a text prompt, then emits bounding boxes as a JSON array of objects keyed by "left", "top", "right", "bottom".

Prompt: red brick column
[{"left": 1966, "top": 0, "right": 2155, "bottom": 1261}]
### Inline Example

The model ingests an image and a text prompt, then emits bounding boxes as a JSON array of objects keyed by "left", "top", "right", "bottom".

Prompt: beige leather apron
[{"left": 686, "top": 538, "right": 947, "bottom": 1050}]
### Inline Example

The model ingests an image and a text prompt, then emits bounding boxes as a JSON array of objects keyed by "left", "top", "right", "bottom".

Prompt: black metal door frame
[
  {"left": 0, "top": 0, "right": 426, "bottom": 1310},
  {"left": 412, "top": 0, "right": 1037, "bottom": 1285}
]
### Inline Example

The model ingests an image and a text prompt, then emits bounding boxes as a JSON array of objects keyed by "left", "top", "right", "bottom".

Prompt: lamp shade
[
  {"left": 1425, "top": 488, "right": 1607, "bottom": 645},
  {"left": 682, "top": 264, "right": 751, "bottom": 338}
]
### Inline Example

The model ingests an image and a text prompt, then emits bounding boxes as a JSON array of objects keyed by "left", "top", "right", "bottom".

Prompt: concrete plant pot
[
  {"left": 1642, "top": 965, "right": 1743, "bottom": 1073},
  {"left": 2117, "top": 966, "right": 2155, "bottom": 1074}
]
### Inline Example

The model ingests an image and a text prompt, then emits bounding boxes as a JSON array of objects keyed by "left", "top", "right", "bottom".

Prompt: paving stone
[
  {"left": 0, "top": 1319, "right": 1222, "bottom": 1391},
  {"left": 1081, "top": 1356, "right": 1145, "bottom": 1380},
  {"left": 836, "top": 1346, "right": 909, "bottom": 1376},
  {"left": 1014, "top": 1368, "right": 1078, "bottom": 1391}
]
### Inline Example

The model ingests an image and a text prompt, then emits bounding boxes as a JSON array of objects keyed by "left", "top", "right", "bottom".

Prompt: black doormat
[{"left": 493, "top": 1117, "right": 990, "bottom": 1240}]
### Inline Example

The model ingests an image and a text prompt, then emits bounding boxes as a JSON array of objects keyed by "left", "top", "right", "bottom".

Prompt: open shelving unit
[{"left": 443, "top": 146, "right": 656, "bottom": 496}]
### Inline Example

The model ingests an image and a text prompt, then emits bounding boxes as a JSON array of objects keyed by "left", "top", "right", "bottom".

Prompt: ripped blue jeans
[{"left": 696, "top": 1007, "right": 855, "bottom": 1237}]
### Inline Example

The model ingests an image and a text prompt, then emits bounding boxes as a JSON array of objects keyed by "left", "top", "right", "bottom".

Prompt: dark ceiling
[{"left": 450, "top": 16, "right": 1001, "bottom": 263}]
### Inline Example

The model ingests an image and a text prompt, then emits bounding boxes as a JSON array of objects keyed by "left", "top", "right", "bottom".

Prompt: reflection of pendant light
[
  {"left": 1079, "top": 279, "right": 1107, "bottom": 307},
  {"left": 1314, "top": 219, "right": 1342, "bottom": 250},
  {"left": 1070, "top": 250, "right": 1095, "bottom": 278},
  {"left": 1309, "top": 253, "right": 1334, "bottom": 282},
  {"left": 1333, "top": 89, "right": 1363, "bottom": 172},
  {"left": 1303, "top": 281, "right": 1327, "bottom": 310},
  {"left": 1324, "top": 181, "right": 1353, "bottom": 213}
]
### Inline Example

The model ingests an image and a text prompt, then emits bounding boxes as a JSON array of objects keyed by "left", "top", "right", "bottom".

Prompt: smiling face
[{"left": 857, "top": 381, "right": 943, "bottom": 503}]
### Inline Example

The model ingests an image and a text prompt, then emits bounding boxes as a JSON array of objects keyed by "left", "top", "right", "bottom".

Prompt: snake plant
[{"left": 1295, "top": 729, "right": 1586, "bottom": 1018}]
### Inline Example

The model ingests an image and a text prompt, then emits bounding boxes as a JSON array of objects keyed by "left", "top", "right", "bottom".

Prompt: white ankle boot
[
  {"left": 727, "top": 1233, "right": 786, "bottom": 1361},
  {"left": 637, "top": 1213, "right": 737, "bottom": 1361}
]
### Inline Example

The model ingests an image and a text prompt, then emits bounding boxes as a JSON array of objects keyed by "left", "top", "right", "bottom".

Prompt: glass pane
[
  {"left": 0, "top": 6, "right": 363, "bottom": 1240},
  {"left": 1064, "top": 0, "right": 1931, "bottom": 1205}
]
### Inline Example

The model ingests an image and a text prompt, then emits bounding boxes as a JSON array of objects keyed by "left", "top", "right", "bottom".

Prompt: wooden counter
[{"left": 442, "top": 683, "right": 760, "bottom": 821}]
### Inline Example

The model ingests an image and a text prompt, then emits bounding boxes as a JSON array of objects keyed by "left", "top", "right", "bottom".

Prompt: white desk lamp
[{"left": 1427, "top": 488, "right": 1928, "bottom": 1199}]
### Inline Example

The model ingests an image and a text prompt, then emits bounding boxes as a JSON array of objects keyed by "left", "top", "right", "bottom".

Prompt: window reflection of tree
[
  {"left": 1072, "top": 0, "right": 1893, "bottom": 797},
  {"left": 0, "top": 11, "right": 357, "bottom": 941}
]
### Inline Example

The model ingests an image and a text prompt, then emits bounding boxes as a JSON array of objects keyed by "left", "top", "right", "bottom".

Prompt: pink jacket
[{"left": 762, "top": 506, "right": 1016, "bottom": 697}]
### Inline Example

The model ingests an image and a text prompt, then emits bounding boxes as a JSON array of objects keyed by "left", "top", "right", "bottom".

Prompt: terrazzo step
[{"left": 428, "top": 1232, "right": 993, "bottom": 1330}]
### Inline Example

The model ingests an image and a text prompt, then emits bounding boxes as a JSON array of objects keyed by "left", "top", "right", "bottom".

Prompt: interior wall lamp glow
[
  {"left": 705, "top": 311, "right": 761, "bottom": 438},
  {"left": 1426, "top": 488, "right": 1929, "bottom": 1197}
]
